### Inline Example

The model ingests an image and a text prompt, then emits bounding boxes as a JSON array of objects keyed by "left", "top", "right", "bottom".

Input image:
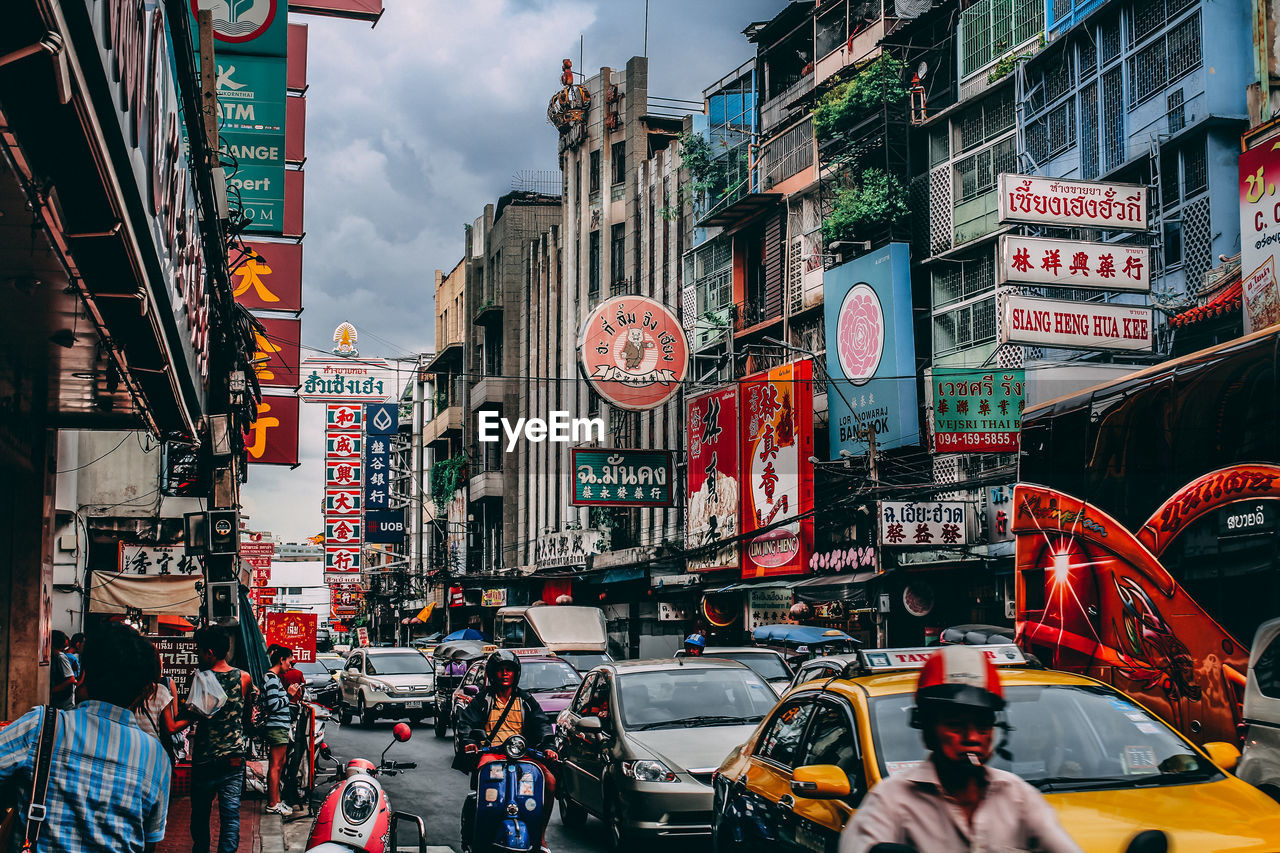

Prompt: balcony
[
  {"left": 470, "top": 376, "right": 512, "bottom": 410},
  {"left": 469, "top": 468, "right": 504, "bottom": 501},
  {"left": 474, "top": 297, "right": 503, "bottom": 327},
  {"left": 424, "top": 406, "right": 463, "bottom": 447}
]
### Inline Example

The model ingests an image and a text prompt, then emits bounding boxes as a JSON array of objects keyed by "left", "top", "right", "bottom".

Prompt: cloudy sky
[{"left": 240, "top": 0, "right": 785, "bottom": 541}]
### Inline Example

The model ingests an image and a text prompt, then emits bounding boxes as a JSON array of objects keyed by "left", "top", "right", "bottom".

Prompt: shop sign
[
  {"left": 880, "top": 502, "right": 968, "bottom": 547},
  {"left": 118, "top": 544, "right": 204, "bottom": 576},
  {"left": 365, "top": 403, "right": 399, "bottom": 435},
  {"left": 687, "top": 388, "right": 739, "bottom": 572},
  {"left": 330, "top": 584, "right": 363, "bottom": 617},
  {"left": 931, "top": 369, "right": 1024, "bottom": 453},
  {"left": 997, "top": 174, "right": 1148, "bottom": 231},
  {"left": 145, "top": 636, "right": 201, "bottom": 698},
  {"left": 1242, "top": 133, "right": 1280, "bottom": 333},
  {"left": 1219, "top": 502, "right": 1278, "bottom": 537},
  {"left": 658, "top": 602, "right": 689, "bottom": 622},
  {"left": 250, "top": 316, "right": 301, "bottom": 390},
  {"left": 535, "top": 529, "right": 605, "bottom": 568},
  {"left": 252, "top": 568, "right": 271, "bottom": 587},
  {"left": 240, "top": 541, "right": 276, "bottom": 559},
  {"left": 747, "top": 588, "right": 793, "bottom": 630},
  {"left": 325, "top": 488, "right": 361, "bottom": 515},
  {"left": 233, "top": 241, "right": 302, "bottom": 311},
  {"left": 324, "top": 546, "right": 361, "bottom": 572},
  {"left": 578, "top": 296, "right": 689, "bottom": 411},
  {"left": 216, "top": 55, "right": 286, "bottom": 234},
  {"left": 1000, "top": 295, "right": 1153, "bottom": 352},
  {"left": 325, "top": 404, "right": 363, "bottom": 429},
  {"left": 356, "top": 627, "right": 370, "bottom": 647},
  {"left": 245, "top": 394, "right": 299, "bottom": 466},
  {"left": 481, "top": 589, "right": 508, "bottom": 608},
  {"left": 741, "top": 360, "right": 814, "bottom": 579},
  {"left": 808, "top": 545, "right": 875, "bottom": 573},
  {"left": 190, "top": 0, "right": 287, "bottom": 56},
  {"left": 324, "top": 460, "right": 362, "bottom": 487},
  {"left": 986, "top": 485, "right": 1014, "bottom": 544},
  {"left": 825, "top": 243, "right": 919, "bottom": 456},
  {"left": 364, "top": 418, "right": 394, "bottom": 510},
  {"left": 325, "top": 432, "right": 362, "bottom": 459},
  {"left": 365, "top": 510, "right": 406, "bottom": 544},
  {"left": 324, "top": 518, "right": 361, "bottom": 545},
  {"left": 997, "top": 235, "right": 1149, "bottom": 291},
  {"left": 264, "top": 612, "right": 317, "bottom": 663},
  {"left": 571, "top": 449, "right": 674, "bottom": 507},
  {"left": 448, "top": 586, "right": 466, "bottom": 607},
  {"left": 299, "top": 358, "right": 397, "bottom": 403}
]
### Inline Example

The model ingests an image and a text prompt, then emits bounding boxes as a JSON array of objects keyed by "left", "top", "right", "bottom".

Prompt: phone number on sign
[{"left": 934, "top": 432, "right": 1020, "bottom": 451}]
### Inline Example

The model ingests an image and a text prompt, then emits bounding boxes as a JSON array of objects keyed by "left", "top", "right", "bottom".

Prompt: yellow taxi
[{"left": 710, "top": 645, "right": 1280, "bottom": 853}]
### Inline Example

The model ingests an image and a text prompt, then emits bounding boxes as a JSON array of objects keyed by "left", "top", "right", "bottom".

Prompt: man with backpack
[
  {"left": 188, "top": 626, "right": 254, "bottom": 853},
  {"left": 263, "top": 645, "right": 300, "bottom": 816}
]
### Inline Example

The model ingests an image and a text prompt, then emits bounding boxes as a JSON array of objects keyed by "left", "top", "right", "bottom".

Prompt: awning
[
  {"left": 157, "top": 615, "right": 195, "bottom": 631},
  {"left": 790, "top": 571, "right": 878, "bottom": 606},
  {"left": 706, "top": 579, "right": 795, "bottom": 594},
  {"left": 88, "top": 572, "right": 201, "bottom": 615}
]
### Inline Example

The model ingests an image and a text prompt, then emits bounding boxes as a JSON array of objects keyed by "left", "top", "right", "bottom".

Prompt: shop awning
[
  {"left": 88, "top": 572, "right": 201, "bottom": 615},
  {"left": 157, "top": 615, "right": 195, "bottom": 631},
  {"left": 790, "top": 571, "right": 879, "bottom": 605},
  {"left": 706, "top": 579, "right": 795, "bottom": 594}
]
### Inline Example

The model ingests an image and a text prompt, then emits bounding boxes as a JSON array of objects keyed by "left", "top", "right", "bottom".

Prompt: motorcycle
[
  {"left": 304, "top": 722, "right": 428, "bottom": 853},
  {"left": 460, "top": 734, "right": 551, "bottom": 853},
  {"left": 868, "top": 829, "right": 1169, "bottom": 853}
]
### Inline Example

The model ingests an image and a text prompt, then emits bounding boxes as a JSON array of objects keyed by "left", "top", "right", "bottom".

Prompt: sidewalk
[{"left": 155, "top": 794, "right": 285, "bottom": 853}]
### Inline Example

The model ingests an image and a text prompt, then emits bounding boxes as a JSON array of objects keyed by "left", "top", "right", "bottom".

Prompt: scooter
[
  {"left": 304, "top": 722, "right": 428, "bottom": 853},
  {"left": 460, "top": 734, "right": 551, "bottom": 853}
]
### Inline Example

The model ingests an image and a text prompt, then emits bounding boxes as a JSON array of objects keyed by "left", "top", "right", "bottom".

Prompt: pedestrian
[
  {"left": 681, "top": 632, "right": 706, "bottom": 656},
  {"left": 837, "top": 645, "right": 1082, "bottom": 853},
  {"left": 187, "top": 625, "right": 253, "bottom": 853},
  {"left": 263, "top": 644, "right": 300, "bottom": 816},
  {"left": 50, "top": 630, "right": 77, "bottom": 710},
  {"left": 67, "top": 632, "right": 86, "bottom": 681},
  {"left": 134, "top": 644, "right": 186, "bottom": 764},
  {"left": 0, "top": 622, "right": 170, "bottom": 852}
]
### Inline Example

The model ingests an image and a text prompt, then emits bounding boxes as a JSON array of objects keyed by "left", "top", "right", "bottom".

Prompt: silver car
[
  {"left": 555, "top": 658, "right": 779, "bottom": 847},
  {"left": 1241, "top": 617, "right": 1280, "bottom": 800},
  {"left": 337, "top": 647, "right": 435, "bottom": 727}
]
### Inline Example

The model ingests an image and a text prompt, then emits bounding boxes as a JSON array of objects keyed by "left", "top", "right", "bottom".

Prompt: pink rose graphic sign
[{"left": 836, "top": 284, "right": 885, "bottom": 384}]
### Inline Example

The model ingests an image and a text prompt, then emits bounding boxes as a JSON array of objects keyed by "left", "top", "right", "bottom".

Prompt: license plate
[{"left": 405, "top": 701, "right": 423, "bottom": 710}]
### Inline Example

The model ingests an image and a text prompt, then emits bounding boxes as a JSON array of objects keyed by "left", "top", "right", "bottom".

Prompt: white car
[
  {"left": 1240, "top": 618, "right": 1280, "bottom": 800},
  {"left": 338, "top": 647, "right": 435, "bottom": 727}
]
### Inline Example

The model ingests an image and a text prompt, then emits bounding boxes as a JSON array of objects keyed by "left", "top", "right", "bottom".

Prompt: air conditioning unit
[{"left": 1004, "top": 599, "right": 1016, "bottom": 620}]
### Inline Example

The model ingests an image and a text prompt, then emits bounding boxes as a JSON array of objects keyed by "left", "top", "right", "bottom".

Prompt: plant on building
[
  {"left": 678, "top": 131, "right": 720, "bottom": 197},
  {"left": 812, "top": 54, "right": 908, "bottom": 141},
  {"left": 986, "top": 35, "right": 1045, "bottom": 84},
  {"left": 477, "top": 297, "right": 496, "bottom": 313},
  {"left": 429, "top": 455, "right": 468, "bottom": 514},
  {"left": 821, "top": 167, "right": 910, "bottom": 245}
]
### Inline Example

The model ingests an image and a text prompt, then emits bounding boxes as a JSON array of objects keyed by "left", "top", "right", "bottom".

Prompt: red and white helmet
[{"left": 914, "top": 645, "right": 1005, "bottom": 716}]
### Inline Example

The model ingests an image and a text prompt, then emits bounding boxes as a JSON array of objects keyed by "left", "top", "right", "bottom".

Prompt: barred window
[
  {"left": 1130, "top": 0, "right": 1165, "bottom": 45},
  {"left": 959, "top": 107, "right": 985, "bottom": 152},
  {"left": 1128, "top": 38, "right": 1165, "bottom": 106},
  {"left": 1167, "top": 89, "right": 1185, "bottom": 135},
  {"left": 1078, "top": 36, "right": 1096, "bottom": 80},
  {"left": 954, "top": 135, "right": 1015, "bottom": 204},
  {"left": 933, "top": 267, "right": 963, "bottom": 306},
  {"left": 930, "top": 127, "right": 950, "bottom": 167},
  {"left": 1080, "top": 81, "right": 1099, "bottom": 179},
  {"left": 1100, "top": 19, "right": 1122, "bottom": 64},
  {"left": 1102, "top": 68, "right": 1124, "bottom": 170},
  {"left": 992, "top": 135, "right": 1017, "bottom": 176},
  {"left": 1168, "top": 13, "right": 1201, "bottom": 81},
  {"left": 957, "top": 90, "right": 1014, "bottom": 153},
  {"left": 1048, "top": 99, "right": 1076, "bottom": 157},
  {"left": 1026, "top": 119, "right": 1048, "bottom": 165},
  {"left": 934, "top": 296, "right": 998, "bottom": 355},
  {"left": 1161, "top": 148, "right": 1180, "bottom": 210},
  {"left": 962, "top": 249, "right": 996, "bottom": 298},
  {"left": 1044, "top": 49, "right": 1074, "bottom": 103},
  {"left": 1184, "top": 138, "right": 1207, "bottom": 196}
]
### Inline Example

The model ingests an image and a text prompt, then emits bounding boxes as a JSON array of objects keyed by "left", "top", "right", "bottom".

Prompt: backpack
[{"left": 248, "top": 673, "right": 276, "bottom": 738}]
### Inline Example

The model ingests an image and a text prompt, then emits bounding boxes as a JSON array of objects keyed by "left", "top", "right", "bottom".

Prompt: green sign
[
  {"left": 216, "top": 54, "right": 286, "bottom": 234},
  {"left": 189, "top": 0, "right": 288, "bottom": 57},
  {"left": 571, "top": 449, "right": 674, "bottom": 507},
  {"left": 931, "top": 368, "right": 1025, "bottom": 453}
]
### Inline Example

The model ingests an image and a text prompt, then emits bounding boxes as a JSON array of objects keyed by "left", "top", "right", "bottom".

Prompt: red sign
[
  {"left": 740, "top": 360, "right": 814, "bottom": 578},
  {"left": 325, "top": 488, "right": 361, "bottom": 515},
  {"left": 687, "top": 388, "right": 740, "bottom": 572},
  {"left": 265, "top": 612, "right": 318, "bottom": 663},
  {"left": 287, "top": 24, "right": 308, "bottom": 91},
  {"left": 241, "top": 541, "right": 276, "bottom": 558},
  {"left": 284, "top": 169, "right": 304, "bottom": 238},
  {"left": 233, "top": 241, "right": 302, "bottom": 312},
  {"left": 330, "top": 583, "right": 363, "bottom": 618},
  {"left": 578, "top": 296, "right": 688, "bottom": 410},
  {"left": 253, "top": 317, "right": 302, "bottom": 389},
  {"left": 286, "top": 97, "right": 306, "bottom": 164},
  {"left": 448, "top": 586, "right": 465, "bottom": 607},
  {"left": 244, "top": 393, "right": 300, "bottom": 466}
]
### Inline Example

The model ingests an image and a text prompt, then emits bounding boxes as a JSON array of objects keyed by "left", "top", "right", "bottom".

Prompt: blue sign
[
  {"left": 365, "top": 403, "right": 399, "bottom": 436},
  {"left": 824, "top": 243, "right": 919, "bottom": 457},
  {"left": 365, "top": 510, "right": 407, "bottom": 544},
  {"left": 363, "top": 403, "right": 395, "bottom": 509}
]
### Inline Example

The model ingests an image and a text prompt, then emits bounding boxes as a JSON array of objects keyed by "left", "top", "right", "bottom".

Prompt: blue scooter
[{"left": 461, "top": 735, "right": 551, "bottom": 853}]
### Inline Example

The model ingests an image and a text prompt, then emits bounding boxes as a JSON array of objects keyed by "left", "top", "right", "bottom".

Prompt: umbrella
[
  {"left": 432, "top": 639, "right": 488, "bottom": 661},
  {"left": 444, "top": 628, "right": 487, "bottom": 641}
]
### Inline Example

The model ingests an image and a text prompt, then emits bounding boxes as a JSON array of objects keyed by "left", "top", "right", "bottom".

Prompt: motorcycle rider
[
  {"left": 682, "top": 633, "right": 706, "bottom": 656},
  {"left": 838, "top": 645, "right": 1082, "bottom": 853}
]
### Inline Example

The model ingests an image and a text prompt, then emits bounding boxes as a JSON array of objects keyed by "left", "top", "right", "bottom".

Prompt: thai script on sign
[
  {"left": 571, "top": 449, "right": 674, "bottom": 506},
  {"left": 998, "top": 174, "right": 1148, "bottom": 231},
  {"left": 1155, "top": 467, "right": 1280, "bottom": 540},
  {"left": 880, "top": 502, "right": 968, "bottom": 546},
  {"left": 932, "top": 369, "right": 1024, "bottom": 453}
]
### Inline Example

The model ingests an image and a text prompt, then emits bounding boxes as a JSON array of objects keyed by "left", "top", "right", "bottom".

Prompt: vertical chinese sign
[
  {"left": 1241, "top": 133, "right": 1280, "bottom": 333},
  {"left": 740, "top": 360, "right": 814, "bottom": 579},
  {"left": 241, "top": 540, "right": 276, "bottom": 624},
  {"left": 324, "top": 403, "right": 364, "bottom": 614},
  {"left": 687, "top": 388, "right": 739, "bottom": 571}
]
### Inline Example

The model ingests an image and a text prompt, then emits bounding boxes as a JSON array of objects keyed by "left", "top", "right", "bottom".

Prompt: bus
[{"left": 1013, "top": 326, "right": 1280, "bottom": 745}]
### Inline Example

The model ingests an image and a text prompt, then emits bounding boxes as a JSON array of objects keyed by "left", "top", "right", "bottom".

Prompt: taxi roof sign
[
  {"left": 508, "top": 647, "right": 554, "bottom": 657},
  {"left": 858, "top": 644, "right": 1026, "bottom": 673}
]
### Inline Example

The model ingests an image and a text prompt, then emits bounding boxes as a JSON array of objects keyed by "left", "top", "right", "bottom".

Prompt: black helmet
[{"left": 485, "top": 649, "right": 521, "bottom": 688}]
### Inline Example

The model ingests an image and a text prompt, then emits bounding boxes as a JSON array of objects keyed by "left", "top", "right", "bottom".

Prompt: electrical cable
[{"left": 56, "top": 434, "right": 131, "bottom": 474}]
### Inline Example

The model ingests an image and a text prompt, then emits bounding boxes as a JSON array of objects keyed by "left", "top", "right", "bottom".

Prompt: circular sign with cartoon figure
[
  {"left": 579, "top": 296, "right": 689, "bottom": 411},
  {"left": 835, "top": 283, "right": 884, "bottom": 385}
]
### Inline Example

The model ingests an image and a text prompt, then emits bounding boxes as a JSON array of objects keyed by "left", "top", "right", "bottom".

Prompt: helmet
[
  {"left": 912, "top": 645, "right": 1005, "bottom": 726},
  {"left": 484, "top": 649, "right": 522, "bottom": 688},
  {"left": 684, "top": 633, "right": 706, "bottom": 650}
]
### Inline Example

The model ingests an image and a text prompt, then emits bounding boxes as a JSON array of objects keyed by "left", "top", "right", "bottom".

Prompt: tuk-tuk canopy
[
  {"left": 752, "top": 624, "right": 858, "bottom": 647},
  {"left": 432, "top": 639, "right": 489, "bottom": 661}
]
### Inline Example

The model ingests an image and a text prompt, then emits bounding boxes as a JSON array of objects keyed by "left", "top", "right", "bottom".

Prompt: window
[
  {"left": 588, "top": 230, "right": 601, "bottom": 300},
  {"left": 1080, "top": 81, "right": 1099, "bottom": 179},
  {"left": 799, "top": 702, "right": 865, "bottom": 802},
  {"left": 610, "top": 223, "right": 626, "bottom": 286},
  {"left": 589, "top": 149, "right": 601, "bottom": 195},
  {"left": 346, "top": 655, "right": 362, "bottom": 672},
  {"left": 611, "top": 141, "right": 626, "bottom": 186},
  {"left": 956, "top": 90, "right": 1014, "bottom": 154},
  {"left": 1183, "top": 139, "right": 1206, "bottom": 196},
  {"left": 1102, "top": 67, "right": 1124, "bottom": 170},
  {"left": 499, "top": 617, "right": 526, "bottom": 647},
  {"left": 1167, "top": 89, "right": 1185, "bottom": 135},
  {"left": 1128, "top": 12, "right": 1200, "bottom": 107},
  {"left": 934, "top": 297, "right": 997, "bottom": 355},
  {"left": 756, "top": 699, "right": 816, "bottom": 768},
  {"left": 1256, "top": 635, "right": 1280, "bottom": 699},
  {"left": 285, "top": 587, "right": 302, "bottom": 596},
  {"left": 571, "top": 674, "right": 599, "bottom": 715},
  {"left": 954, "top": 136, "right": 1016, "bottom": 204}
]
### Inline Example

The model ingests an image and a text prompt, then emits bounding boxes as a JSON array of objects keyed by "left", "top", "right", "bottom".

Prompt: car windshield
[
  {"left": 616, "top": 666, "right": 778, "bottom": 731},
  {"left": 317, "top": 658, "right": 342, "bottom": 672},
  {"left": 367, "top": 653, "right": 432, "bottom": 675},
  {"left": 294, "top": 662, "right": 330, "bottom": 677},
  {"left": 559, "top": 652, "right": 611, "bottom": 671},
  {"left": 521, "top": 660, "right": 583, "bottom": 692},
  {"left": 705, "top": 651, "right": 792, "bottom": 681},
  {"left": 869, "top": 684, "right": 1220, "bottom": 791}
]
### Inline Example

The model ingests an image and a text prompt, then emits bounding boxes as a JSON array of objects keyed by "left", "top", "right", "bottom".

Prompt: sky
[{"left": 240, "top": 0, "right": 786, "bottom": 541}]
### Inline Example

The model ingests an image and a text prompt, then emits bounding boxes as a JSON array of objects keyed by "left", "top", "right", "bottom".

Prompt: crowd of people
[{"left": 0, "top": 623, "right": 311, "bottom": 853}]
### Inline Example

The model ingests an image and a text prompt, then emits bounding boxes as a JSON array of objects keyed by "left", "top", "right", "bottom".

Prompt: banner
[
  {"left": 1241, "top": 134, "right": 1280, "bottom": 333},
  {"left": 299, "top": 358, "right": 397, "bottom": 403},
  {"left": 244, "top": 393, "right": 299, "bottom": 466},
  {"left": 1000, "top": 294, "right": 1154, "bottom": 351},
  {"left": 997, "top": 174, "right": 1147, "bottom": 231},
  {"left": 687, "top": 388, "right": 739, "bottom": 571},
  {"left": 265, "top": 612, "right": 317, "bottom": 663},
  {"left": 997, "top": 235, "right": 1149, "bottom": 291},
  {"left": 740, "top": 359, "right": 814, "bottom": 579},
  {"left": 233, "top": 241, "right": 302, "bottom": 311},
  {"left": 325, "top": 546, "right": 361, "bottom": 572},
  {"left": 825, "top": 243, "right": 919, "bottom": 456},
  {"left": 570, "top": 449, "right": 674, "bottom": 506},
  {"left": 931, "top": 369, "right": 1024, "bottom": 453},
  {"left": 325, "top": 488, "right": 362, "bottom": 515},
  {"left": 880, "top": 501, "right": 968, "bottom": 546}
]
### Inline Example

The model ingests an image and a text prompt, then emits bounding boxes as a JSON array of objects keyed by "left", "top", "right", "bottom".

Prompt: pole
[
  {"left": 411, "top": 356, "right": 424, "bottom": 596},
  {"left": 863, "top": 425, "right": 885, "bottom": 646},
  {"left": 643, "top": 0, "right": 649, "bottom": 57}
]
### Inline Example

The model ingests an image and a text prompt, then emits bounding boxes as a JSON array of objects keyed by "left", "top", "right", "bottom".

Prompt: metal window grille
[
  {"left": 1167, "top": 89, "right": 1185, "bottom": 135},
  {"left": 960, "top": 0, "right": 1044, "bottom": 79},
  {"left": 1184, "top": 138, "right": 1207, "bottom": 196},
  {"left": 1026, "top": 118, "right": 1049, "bottom": 164},
  {"left": 1168, "top": 13, "right": 1201, "bottom": 81},
  {"left": 973, "top": 298, "right": 997, "bottom": 342},
  {"left": 1168, "top": 0, "right": 1196, "bottom": 18},
  {"left": 1102, "top": 67, "right": 1124, "bottom": 170},
  {"left": 1047, "top": 99, "right": 1075, "bottom": 156},
  {"left": 985, "top": 91, "right": 1016, "bottom": 138},
  {"left": 1161, "top": 148, "right": 1180, "bottom": 210},
  {"left": 934, "top": 266, "right": 964, "bottom": 306},
  {"left": 956, "top": 154, "right": 979, "bottom": 202},
  {"left": 992, "top": 136, "right": 1018, "bottom": 178},
  {"left": 1183, "top": 195, "right": 1211, "bottom": 286},
  {"left": 1078, "top": 35, "right": 1097, "bottom": 80},
  {"left": 1163, "top": 220, "right": 1183, "bottom": 266},
  {"left": 1080, "top": 81, "right": 1099, "bottom": 178},
  {"left": 960, "top": 105, "right": 985, "bottom": 151},
  {"left": 788, "top": 237, "right": 804, "bottom": 314},
  {"left": 1130, "top": 0, "right": 1165, "bottom": 46},
  {"left": 963, "top": 249, "right": 996, "bottom": 298},
  {"left": 1128, "top": 38, "right": 1166, "bottom": 107},
  {"left": 1044, "top": 50, "right": 1074, "bottom": 103},
  {"left": 1101, "top": 19, "right": 1122, "bottom": 64},
  {"left": 762, "top": 118, "right": 814, "bottom": 188},
  {"left": 931, "top": 127, "right": 950, "bottom": 166},
  {"left": 929, "top": 164, "right": 953, "bottom": 256}
]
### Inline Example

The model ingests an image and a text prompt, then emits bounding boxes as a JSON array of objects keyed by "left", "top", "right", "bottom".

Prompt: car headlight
[
  {"left": 505, "top": 736, "right": 528, "bottom": 759},
  {"left": 341, "top": 780, "right": 378, "bottom": 824},
  {"left": 622, "top": 759, "right": 678, "bottom": 783},
  {"left": 368, "top": 680, "right": 392, "bottom": 693}
]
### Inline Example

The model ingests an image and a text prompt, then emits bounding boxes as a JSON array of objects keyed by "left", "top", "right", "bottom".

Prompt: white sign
[
  {"left": 1000, "top": 294, "right": 1154, "bottom": 352},
  {"left": 657, "top": 602, "right": 689, "bottom": 622},
  {"left": 880, "top": 501, "right": 968, "bottom": 546},
  {"left": 860, "top": 645, "right": 1025, "bottom": 672},
  {"left": 747, "top": 588, "right": 793, "bottom": 630},
  {"left": 998, "top": 174, "right": 1147, "bottom": 231},
  {"left": 117, "top": 544, "right": 205, "bottom": 576},
  {"left": 298, "top": 358, "right": 397, "bottom": 403},
  {"left": 534, "top": 529, "right": 605, "bottom": 569},
  {"left": 997, "top": 235, "right": 1149, "bottom": 291},
  {"left": 1243, "top": 257, "right": 1280, "bottom": 334}
]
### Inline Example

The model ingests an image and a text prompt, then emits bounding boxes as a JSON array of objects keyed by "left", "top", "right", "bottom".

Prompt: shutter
[{"left": 764, "top": 210, "right": 785, "bottom": 319}]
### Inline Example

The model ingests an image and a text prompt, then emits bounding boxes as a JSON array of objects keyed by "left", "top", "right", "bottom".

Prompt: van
[
  {"left": 494, "top": 605, "right": 610, "bottom": 671},
  {"left": 1240, "top": 617, "right": 1280, "bottom": 800}
]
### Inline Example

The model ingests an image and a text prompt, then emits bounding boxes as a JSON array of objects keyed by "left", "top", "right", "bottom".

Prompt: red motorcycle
[{"left": 304, "top": 722, "right": 427, "bottom": 853}]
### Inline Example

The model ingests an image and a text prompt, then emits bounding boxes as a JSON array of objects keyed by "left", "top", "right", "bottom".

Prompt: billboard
[
  {"left": 1241, "top": 134, "right": 1280, "bottom": 334},
  {"left": 570, "top": 449, "right": 674, "bottom": 507},
  {"left": 233, "top": 241, "right": 302, "bottom": 311},
  {"left": 1000, "top": 295, "right": 1153, "bottom": 351},
  {"left": 997, "top": 235, "right": 1149, "bottom": 291},
  {"left": 931, "top": 368, "right": 1024, "bottom": 453},
  {"left": 825, "top": 243, "right": 919, "bottom": 456},
  {"left": 364, "top": 402, "right": 398, "bottom": 510},
  {"left": 880, "top": 501, "right": 968, "bottom": 546},
  {"left": 190, "top": 0, "right": 288, "bottom": 56},
  {"left": 740, "top": 360, "right": 814, "bottom": 579},
  {"left": 244, "top": 393, "right": 299, "bottom": 465},
  {"left": 578, "top": 296, "right": 689, "bottom": 410},
  {"left": 264, "top": 612, "right": 317, "bottom": 663},
  {"left": 252, "top": 316, "right": 301, "bottom": 389},
  {"left": 997, "top": 174, "right": 1147, "bottom": 231},
  {"left": 217, "top": 55, "right": 287, "bottom": 233},
  {"left": 687, "top": 388, "right": 739, "bottom": 571}
]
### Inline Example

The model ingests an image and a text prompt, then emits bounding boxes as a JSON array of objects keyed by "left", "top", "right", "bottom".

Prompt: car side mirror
[
  {"left": 578, "top": 715, "right": 603, "bottom": 731},
  {"left": 463, "top": 685, "right": 480, "bottom": 696},
  {"left": 1202, "top": 741, "right": 1241, "bottom": 771},
  {"left": 790, "top": 764, "right": 852, "bottom": 799}
]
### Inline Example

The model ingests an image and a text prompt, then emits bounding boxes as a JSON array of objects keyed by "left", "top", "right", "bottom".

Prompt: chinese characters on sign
[
  {"left": 232, "top": 241, "right": 302, "bottom": 311},
  {"left": 879, "top": 502, "right": 968, "bottom": 547},
  {"left": 244, "top": 393, "right": 299, "bottom": 466},
  {"left": 747, "top": 589, "right": 793, "bottom": 630},
  {"left": 997, "top": 235, "right": 1150, "bottom": 291},
  {"left": 363, "top": 402, "right": 398, "bottom": 510},
  {"left": 1000, "top": 295, "right": 1154, "bottom": 352},
  {"left": 324, "top": 401, "right": 364, "bottom": 575},
  {"left": 117, "top": 544, "right": 204, "bottom": 576},
  {"left": 1240, "top": 134, "right": 1280, "bottom": 333},
  {"left": 997, "top": 174, "right": 1148, "bottom": 231},
  {"left": 931, "top": 369, "right": 1025, "bottom": 453},
  {"left": 570, "top": 450, "right": 674, "bottom": 506},
  {"left": 687, "top": 388, "right": 740, "bottom": 572},
  {"left": 534, "top": 529, "right": 605, "bottom": 569}
]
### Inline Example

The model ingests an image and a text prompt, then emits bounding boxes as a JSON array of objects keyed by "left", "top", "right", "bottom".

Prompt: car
[
  {"left": 295, "top": 659, "right": 341, "bottom": 707},
  {"left": 316, "top": 652, "right": 344, "bottom": 672},
  {"left": 1240, "top": 617, "right": 1280, "bottom": 800},
  {"left": 337, "top": 646, "right": 436, "bottom": 727},
  {"left": 555, "top": 657, "right": 779, "bottom": 848},
  {"left": 712, "top": 645, "right": 1280, "bottom": 853},
  {"left": 557, "top": 650, "right": 614, "bottom": 672},
  {"left": 699, "top": 647, "right": 794, "bottom": 695},
  {"left": 787, "top": 653, "right": 860, "bottom": 691},
  {"left": 448, "top": 654, "right": 584, "bottom": 756}
]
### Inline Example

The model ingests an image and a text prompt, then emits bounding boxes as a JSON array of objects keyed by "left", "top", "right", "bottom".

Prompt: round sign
[
  {"left": 835, "top": 283, "right": 885, "bottom": 386},
  {"left": 214, "top": 518, "right": 233, "bottom": 537},
  {"left": 903, "top": 582, "right": 935, "bottom": 618},
  {"left": 579, "top": 296, "right": 689, "bottom": 411},
  {"left": 191, "top": 0, "right": 278, "bottom": 44}
]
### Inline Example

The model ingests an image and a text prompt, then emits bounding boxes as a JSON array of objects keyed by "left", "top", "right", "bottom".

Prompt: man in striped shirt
[{"left": 0, "top": 622, "right": 170, "bottom": 852}]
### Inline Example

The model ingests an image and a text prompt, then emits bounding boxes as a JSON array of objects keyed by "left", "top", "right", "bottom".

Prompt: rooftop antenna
[
  {"left": 644, "top": 0, "right": 649, "bottom": 57},
  {"left": 579, "top": 34, "right": 583, "bottom": 79}
]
